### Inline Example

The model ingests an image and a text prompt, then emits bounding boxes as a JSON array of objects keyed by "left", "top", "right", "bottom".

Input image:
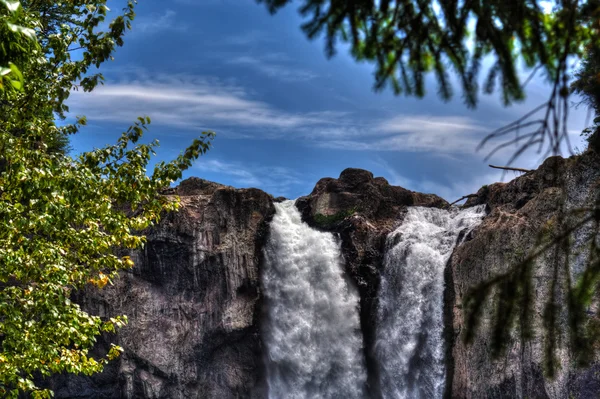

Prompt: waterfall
[
  {"left": 262, "top": 200, "right": 367, "bottom": 399},
  {"left": 375, "top": 205, "right": 486, "bottom": 399}
]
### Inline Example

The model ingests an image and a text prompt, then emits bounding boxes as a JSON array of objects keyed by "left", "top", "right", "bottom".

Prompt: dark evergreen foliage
[{"left": 257, "top": 0, "right": 599, "bottom": 108}]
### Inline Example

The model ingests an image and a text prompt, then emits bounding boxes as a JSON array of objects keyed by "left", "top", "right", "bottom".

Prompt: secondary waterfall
[
  {"left": 375, "top": 205, "right": 486, "bottom": 399},
  {"left": 262, "top": 200, "right": 367, "bottom": 399}
]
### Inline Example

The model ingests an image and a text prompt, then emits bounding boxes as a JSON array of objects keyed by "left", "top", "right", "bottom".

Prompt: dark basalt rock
[
  {"left": 296, "top": 168, "right": 447, "bottom": 229},
  {"left": 43, "top": 178, "right": 275, "bottom": 399}
]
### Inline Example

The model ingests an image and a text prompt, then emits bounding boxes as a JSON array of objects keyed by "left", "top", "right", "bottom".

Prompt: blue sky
[{"left": 67, "top": 0, "right": 592, "bottom": 201}]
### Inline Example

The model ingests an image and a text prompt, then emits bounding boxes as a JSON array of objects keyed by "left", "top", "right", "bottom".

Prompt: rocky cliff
[
  {"left": 447, "top": 151, "right": 600, "bottom": 399},
  {"left": 47, "top": 153, "right": 600, "bottom": 399},
  {"left": 292, "top": 157, "right": 600, "bottom": 398},
  {"left": 44, "top": 178, "right": 274, "bottom": 398}
]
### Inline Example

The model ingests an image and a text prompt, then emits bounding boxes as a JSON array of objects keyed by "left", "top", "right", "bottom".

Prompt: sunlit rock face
[
  {"left": 45, "top": 177, "right": 275, "bottom": 399},
  {"left": 449, "top": 152, "right": 600, "bottom": 399}
]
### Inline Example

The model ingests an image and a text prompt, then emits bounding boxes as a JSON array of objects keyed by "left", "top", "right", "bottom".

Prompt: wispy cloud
[
  {"left": 227, "top": 54, "right": 319, "bottom": 82},
  {"left": 378, "top": 115, "right": 482, "bottom": 135},
  {"left": 69, "top": 72, "right": 504, "bottom": 157},
  {"left": 195, "top": 159, "right": 304, "bottom": 197},
  {"left": 134, "top": 10, "right": 187, "bottom": 34},
  {"left": 68, "top": 74, "right": 341, "bottom": 133},
  {"left": 174, "top": 0, "right": 237, "bottom": 5},
  {"left": 220, "top": 30, "right": 273, "bottom": 46},
  {"left": 318, "top": 115, "right": 487, "bottom": 154}
]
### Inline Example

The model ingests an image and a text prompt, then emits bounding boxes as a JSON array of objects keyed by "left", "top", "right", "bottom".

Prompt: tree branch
[
  {"left": 449, "top": 194, "right": 478, "bottom": 206},
  {"left": 489, "top": 164, "right": 532, "bottom": 173}
]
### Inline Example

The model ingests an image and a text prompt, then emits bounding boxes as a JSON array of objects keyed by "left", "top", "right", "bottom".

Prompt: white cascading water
[
  {"left": 262, "top": 200, "right": 367, "bottom": 399},
  {"left": 375, "top": 205, "right": 486, "bottom": 399}
]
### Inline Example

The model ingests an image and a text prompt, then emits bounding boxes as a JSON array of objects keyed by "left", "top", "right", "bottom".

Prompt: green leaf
[
  {"left": 8, "top": 62, "right": 22, "bottom": 81},
  {"left": 7, "top": 23, "right": 36, "bottom": 40},
  {"left": 0, "top": 0, "right": 21, "bottom": 13},
  {"left": 0, "top": 0, "right": 215, "bottom": 395}
]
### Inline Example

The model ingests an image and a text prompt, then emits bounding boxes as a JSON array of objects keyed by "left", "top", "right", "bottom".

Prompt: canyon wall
[{"left": 448, "top": 152, "right": 600, "bottom": 399}]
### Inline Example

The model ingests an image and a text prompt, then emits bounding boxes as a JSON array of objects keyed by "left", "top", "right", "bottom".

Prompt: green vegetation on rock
[{"left": 313, "top": 208, "right": 357, "bottom": 227}]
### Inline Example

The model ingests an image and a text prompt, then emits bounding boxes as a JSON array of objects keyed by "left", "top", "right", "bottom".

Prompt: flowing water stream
[
  {"left": 261, "top": 201, "right": 485, "bottom": 398},
  {"left": 261, "top": 200, "right": 367, "bottom": 399},
  {"left": 375, "top": 205, "right": 486, "bottom": 399}
]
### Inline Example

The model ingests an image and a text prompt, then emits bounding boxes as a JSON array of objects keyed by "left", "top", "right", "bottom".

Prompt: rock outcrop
[
  {"left": 296, "top": 167, "right": 448, "bottom": 286},
  {"left": 448, "top": 151, "right": 600, "bottom": 399},
  {"left": 44, "top": 178, "right": 275, "bottom": 398}
]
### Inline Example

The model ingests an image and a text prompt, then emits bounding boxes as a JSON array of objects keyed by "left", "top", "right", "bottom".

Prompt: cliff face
[
  {"left": 48, "top": 156, "right": 600, "bottom": 399},
  {"left": 45, "top": 178, "right": 275, "bottom": 399},
  {"left": 292, "top": 159, "right": 600, "bottom": 399},
  {"left": 448, "top": 152, "right": 600, "bottom": 399}
]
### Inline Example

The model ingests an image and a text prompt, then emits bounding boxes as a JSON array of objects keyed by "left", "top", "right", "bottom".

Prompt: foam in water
[
  {"left": 262, "top": 200, "right": 367, "bottom": 399},
  {"left": 375, "top": 205, "right": 486, "bottom": 399}
]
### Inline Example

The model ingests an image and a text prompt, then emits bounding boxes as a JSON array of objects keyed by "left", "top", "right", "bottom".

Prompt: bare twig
[
  {"left": 449, "top": 194, "right": 478, "bottom": 206},
  {"left": 488, "top": 165, "right": 532, "bottom": 173}
]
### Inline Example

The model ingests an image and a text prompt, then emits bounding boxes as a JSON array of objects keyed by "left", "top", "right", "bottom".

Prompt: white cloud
[
  {"left": 378, "top": 115, "right": 483, "bottom": 135},
  {"left": 134, "top": 10, "right": 187, "bottom": 34},
  {"left": 68, "top": 74, "right": 342, "bottom": 132},
  {"left": 69, "top": 71, "right": 538, "bottom": 161},
  {"left": 227, "top": 54, "right": 319, "bottom": 82},
  {"left": 220, "top": 30, "right": 273, "bottom": 46},
  {"left": 317, "top": 115, "right": 487, "bottom": 154}
]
